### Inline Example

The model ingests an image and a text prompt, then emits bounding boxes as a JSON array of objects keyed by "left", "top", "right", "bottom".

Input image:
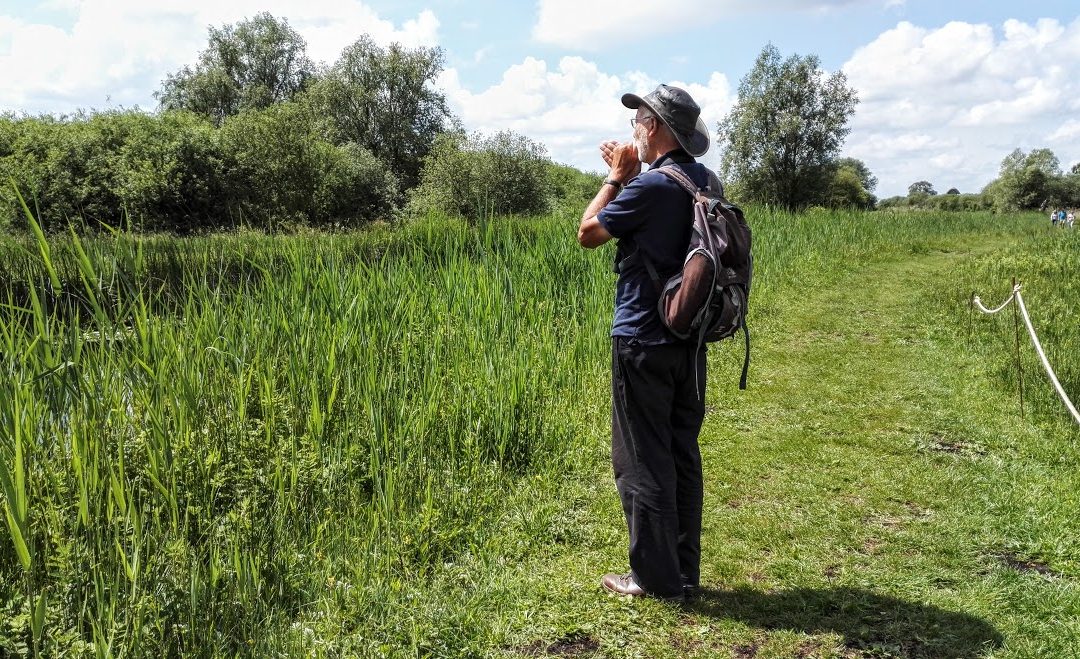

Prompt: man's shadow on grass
[{"left": 688, "top": 586, "right": 1002, "bottom": 658}]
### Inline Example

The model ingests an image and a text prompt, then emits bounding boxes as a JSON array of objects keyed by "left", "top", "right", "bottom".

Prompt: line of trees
[
  {"left": 0, "top": 13, "right": 598, "bottom": 233},
  {"left": 11, "top": 21, "right": 1066, "bottom": 230},
  {"left": 877, "top": 148, "right": 1080, "bottom": 212}
]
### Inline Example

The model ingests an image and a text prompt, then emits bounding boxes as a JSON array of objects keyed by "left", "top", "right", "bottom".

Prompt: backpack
[{"left": 642, "top": 164, "right": 753, "bottom": 391}]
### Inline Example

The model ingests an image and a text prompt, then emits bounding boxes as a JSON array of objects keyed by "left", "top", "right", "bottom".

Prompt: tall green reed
[{"left": 0, "top": 209, "right": 612, "bottom": 655}]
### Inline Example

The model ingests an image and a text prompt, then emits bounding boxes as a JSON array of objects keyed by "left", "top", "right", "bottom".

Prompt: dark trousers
[{"left": 611, "top": 337, "right": 706, "bottom": 598}]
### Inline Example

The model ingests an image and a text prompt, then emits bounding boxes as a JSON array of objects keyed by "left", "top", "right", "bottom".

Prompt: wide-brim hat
[{"left": 622, "top": 84, "right": 710, "bottom": 158}]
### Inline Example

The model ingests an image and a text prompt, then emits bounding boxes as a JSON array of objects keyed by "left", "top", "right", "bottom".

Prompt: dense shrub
[
  {"left": 1, "top": 106, "right": 399, "bottom": 232},
  {"left": 1, "top": 110, "right": 226, "bottom": 231},
  {"left": 546, "top": 162, "right": 604, "bottom": 212},
  {"left": 406, "top": 130, "right": 553, "bottom": 221},
  {"left": 2, "top": 112, "right": 126, "bottom": 230},
  {"left": 0, "top": 103, "right": 590, "bottom": 234},
  {"left": 929, "top": 192, "right": 992, "bottom": 212},
  {"left": 218, "top": 102, "right": 397, "bottom": 229},
  {"left": 315, "top": 142, "right": 400, "bottom": 227},
  {"left": 824, "top": 164, "right": 875, "bottom": 209},
  {"left": 108, "top": 111, "right": 225, "bottom": 231}
]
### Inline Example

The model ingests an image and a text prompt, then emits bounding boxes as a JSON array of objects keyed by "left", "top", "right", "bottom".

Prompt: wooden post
[
  {"left": 1011, "top": 277, "right": 1024, "bottom": 421},
  {"left": 967, "top": 291, "right": 975, "bottom": 342}
]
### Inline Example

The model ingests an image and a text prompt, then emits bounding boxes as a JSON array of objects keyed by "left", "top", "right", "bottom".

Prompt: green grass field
[{"left": 0, "top": 208, "right": 1078, "bottom": 657}]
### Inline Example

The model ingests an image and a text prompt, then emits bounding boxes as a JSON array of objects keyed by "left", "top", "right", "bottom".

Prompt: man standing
[{"left": 577, "top": 84, "right": 718, "bottom": 602}]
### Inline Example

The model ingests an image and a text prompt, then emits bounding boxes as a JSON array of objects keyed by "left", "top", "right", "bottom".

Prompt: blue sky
[{"left": 2, "top": 0, "right": 1079, "bottom": 197}]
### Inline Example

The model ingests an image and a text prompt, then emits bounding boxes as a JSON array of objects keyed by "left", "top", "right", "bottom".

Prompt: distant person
[
  {"left": 1060, "top": 209, "right": 1068, "bottom": 226},
  {"left": 577, "top": 84, "right": 718, "bottom": 603},
  {"left": 1068, "top": 209, "right": 1075, "bottom": 228},
  {"left": 1051, "top": 209, "right": 1058, "bottom": 226}
]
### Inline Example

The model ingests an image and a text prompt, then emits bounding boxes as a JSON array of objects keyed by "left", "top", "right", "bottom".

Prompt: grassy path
[{"left": 487, "top": 238, "right": 1080, "bottom": 658}]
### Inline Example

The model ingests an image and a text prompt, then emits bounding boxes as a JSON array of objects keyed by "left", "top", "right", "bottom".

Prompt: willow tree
[
  {"left": 718, "top": 44, "right": 857, "bottom": 210},
  {"left": 308, "top": 36, "right": 450, "bottom": 191},
  {"left": 156, "top": 13, "right": 315, "bottom": 125}
]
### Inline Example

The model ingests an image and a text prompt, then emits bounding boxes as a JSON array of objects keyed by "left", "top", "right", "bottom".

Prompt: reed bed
[
  {"left": 935, "top": 220, "right": 1079, "bottom": 431},
  {"left": 0, "top": 207, "right": 1027, "bottom": 656}
]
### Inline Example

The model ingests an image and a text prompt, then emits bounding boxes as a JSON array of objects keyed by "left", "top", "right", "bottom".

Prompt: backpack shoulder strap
[{"left": 655, "top": 164, "right": 710, "bottom": 203}]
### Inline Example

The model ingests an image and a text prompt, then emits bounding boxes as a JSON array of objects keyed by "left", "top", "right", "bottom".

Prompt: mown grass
[
  {"left": 0, "top": 208, "right": 1071, "bottom": 657},
  {"left": 487, "top": 216, "right": 1080, "bottom": 658}
]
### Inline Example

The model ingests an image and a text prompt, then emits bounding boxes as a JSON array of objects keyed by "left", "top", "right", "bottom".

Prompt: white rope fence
[
  {"left": 973, "top": 283, "right": 1080, "bottom": 426},
  {"left": 972, "top": 284, "right": 1020, "bottom": 315}
]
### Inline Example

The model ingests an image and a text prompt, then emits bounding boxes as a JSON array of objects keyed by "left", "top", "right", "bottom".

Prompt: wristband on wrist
[{"left": 604, "top": 178, "right": 623, "bottom": 190}]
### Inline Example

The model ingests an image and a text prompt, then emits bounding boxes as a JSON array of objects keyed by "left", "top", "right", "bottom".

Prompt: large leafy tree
[
  {"left": 156, "top": 13, "right": 315, "bottom": 125},
  {"left": 985, "top": 147, "right": 1062, "bottom": 210},
  {"left": 719, "top": 44, "right": 858, "bottom": 210},
  {"left": 309, "top": 36, "right": 450, "bottom": 191},
  {"left": 908, "top": 180, "right": 937, "bottom": 196}
]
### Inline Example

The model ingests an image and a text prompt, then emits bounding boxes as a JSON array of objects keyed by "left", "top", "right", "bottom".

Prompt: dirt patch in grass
[
  {"left": 875, "top": 515, "right": 905, "bottom": 531},
  {"left": 865, "top": 502, "right": 934, "bottom": 533},
  {"left": 859, "top": 538, "right": 883, "bottom": 555},
  {"left": 520, "top": 632, "right": 599, "bottom": 656},
  {"left": 843, "top": 637, "right": 929, "bottom": 657},
  {"left": 919, "top": 433, "right": 986, "bottom": 457},
  {"left": 732, "top": 642, "right": 759, "bottom": 658},
  {"left": 902, "top": 501, "right": 933, "bottom": 517},
  {"left": 795, "top": 639, "right": 860, "bottom": 658},
  {"left": 995, "top": 551, "right": 1058, "bottom": 577}
]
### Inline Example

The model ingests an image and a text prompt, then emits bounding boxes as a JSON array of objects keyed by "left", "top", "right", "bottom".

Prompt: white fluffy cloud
[
  {"left": 843, "top": 17, "right": 1080, "bottom": 196},
  {"left": 1049, "top": 119, "right": 1080, "bottom": 143},
  {"left": 438, "top": 58, "right": 734, "bottom": 173},
  {"left": 532, "top": 0, "right": 891, "bottom": 50},
  {"left": 2, "top": 0, "right": 732, "bottom": 177},
  {"left": 0, "top": 1, "right": 438, "bottom": 114}
]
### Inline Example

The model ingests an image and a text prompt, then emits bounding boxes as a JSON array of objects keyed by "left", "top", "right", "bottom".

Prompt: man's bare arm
[{"left": 577, "top": 142, "right": 641, "bottom": 249}]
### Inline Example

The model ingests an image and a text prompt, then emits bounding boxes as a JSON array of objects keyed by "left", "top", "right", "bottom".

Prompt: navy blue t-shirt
[{"left": 597, "top": 150, "right": 715, "bottom": 345}]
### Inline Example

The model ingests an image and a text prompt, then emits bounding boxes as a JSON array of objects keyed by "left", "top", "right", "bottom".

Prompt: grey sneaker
[{"left": 601, "top": 573, "right": 685, "bottom": 602}]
